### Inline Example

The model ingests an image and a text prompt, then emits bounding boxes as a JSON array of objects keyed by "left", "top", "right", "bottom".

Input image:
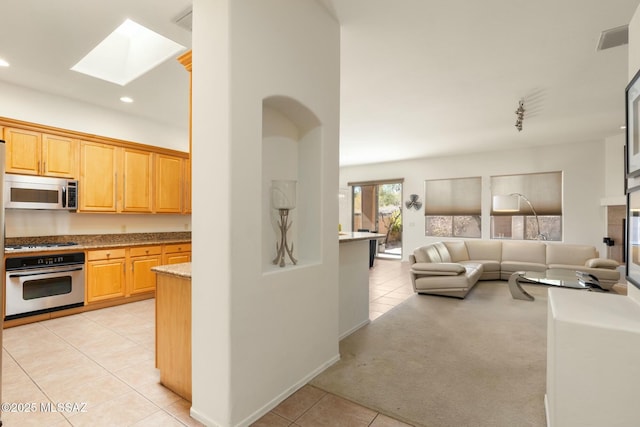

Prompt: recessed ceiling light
[
  {"left": 120, "top": 96, "right": 134, "bottom": 103},
  {"left": 0, "top": 58, "right": 9, "bottom": 67},
  {"left": 71, "top": 19, "right": 186, "bottom": 86}
]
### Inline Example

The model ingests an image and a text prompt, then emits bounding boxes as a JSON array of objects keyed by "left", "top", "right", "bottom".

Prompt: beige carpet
[{"left": 311, "top": 281, "right": 550, "bottom": 427}]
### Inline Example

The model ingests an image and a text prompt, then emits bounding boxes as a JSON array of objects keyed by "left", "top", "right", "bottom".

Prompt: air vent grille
[
  {"left": 597, "top": 25, "right": 628, "bottom": 51},
  {"left": 174, "top": 8, "right": 192, "bottom": 32}
]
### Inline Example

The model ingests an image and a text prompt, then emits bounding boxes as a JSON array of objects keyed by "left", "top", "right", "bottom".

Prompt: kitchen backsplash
[{"left": 5, "top": 209, "right": 191, "bottom": 238}]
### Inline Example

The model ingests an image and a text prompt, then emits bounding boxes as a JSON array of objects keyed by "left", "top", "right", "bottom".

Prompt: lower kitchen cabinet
[
  {"left": 163, "top": 243, "right": 191, "bottom": 265},
  {"left": 86, "top": 249, "right": 127, "bottom": 303},
  {"left": 128, "top": 246, "right": 162, "bottom": 295},
  {"left": 86, "top": 243, "right": 190, "bottom": 305}
]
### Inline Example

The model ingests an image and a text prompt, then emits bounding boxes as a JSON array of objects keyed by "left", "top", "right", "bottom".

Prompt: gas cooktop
[{"left": 4, "top": 242, "right": 79, "bottom": 251}]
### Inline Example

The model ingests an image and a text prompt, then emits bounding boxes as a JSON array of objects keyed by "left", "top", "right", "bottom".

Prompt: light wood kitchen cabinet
[
  {"left": 128, "top": 246, "right": 161, "bottom": 295},
  {"left": 86, "top": 249, "right": 127, "bottom": 303},
  {"left": 4, "top": 128, "right": 78, "bottom": 178},
  {"left": 178, "top": 50, "right": 192, "bottom": 214},
  {"left": 155, "top": 269, "right": 192, "bottom": 401},
  {"left": 163, "top": 243, "right": 191, "bottom": 264},
  {"left": 184, "top": 157, "right": 191, "bottom": 214},
  {"left": 122, "top": 148, "right": 153, "bottom": 213},
  {"left": 79, "top": 141, "right": 118, "bottom": 212},
  {"left": 155, "top": 154, "right": 183, "bottom": 213}
]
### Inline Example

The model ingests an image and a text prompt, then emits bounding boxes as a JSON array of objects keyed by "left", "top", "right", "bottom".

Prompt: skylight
[{"left": 71, "top": 19, "right": 186, "bottom": 86}]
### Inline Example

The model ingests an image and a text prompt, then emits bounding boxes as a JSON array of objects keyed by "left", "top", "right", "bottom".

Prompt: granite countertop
[
  {"left": 4, "top": 232, "right": 191, "bottom": 255},
  {"left": 152, "top": 262, "right": 191, "bottom": 278},
  {"left": 339, "top": 231, "right": 386, "bottom": 243}
]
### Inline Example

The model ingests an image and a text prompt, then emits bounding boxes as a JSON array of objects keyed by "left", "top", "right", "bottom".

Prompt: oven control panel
[{"left": 6, "top": 252, "right": 85, "bottom": 270}]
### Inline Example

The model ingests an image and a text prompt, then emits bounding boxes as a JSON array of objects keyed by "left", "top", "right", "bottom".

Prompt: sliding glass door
[{"left": 351, "top": 181, "right": 403, "bottom": 258}]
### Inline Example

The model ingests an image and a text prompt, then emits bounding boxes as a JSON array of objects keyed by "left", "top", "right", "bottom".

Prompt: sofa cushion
[
  {"left": 585, "top": 258, "right": 619, "bottom": 269},
  {"left": 413, "top": 247, "right": 430, "bottom": 263},
  {"left": 411, "top": 262, "right": 466, "bottom": 275},
  {"left": 502, "top": 241, "right": 546, "bottom": 264},
  {"left": 443, "top": 241, "right": 469, "bottom": 262},
  {"left": 546, "top": 244, "right": 597, "bottom": 266},
  {"left": 465, "top": 240, "right": 502, "bottom": 262}
]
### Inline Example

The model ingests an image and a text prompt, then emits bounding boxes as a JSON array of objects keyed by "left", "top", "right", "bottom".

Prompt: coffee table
[{"left": 508, "top": 269, "right": 606, "bottom": 301}]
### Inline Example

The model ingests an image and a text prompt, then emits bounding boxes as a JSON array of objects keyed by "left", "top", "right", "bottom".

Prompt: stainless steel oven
[{"left": 5, "top": 252, "right": 85, "bottom": 320}]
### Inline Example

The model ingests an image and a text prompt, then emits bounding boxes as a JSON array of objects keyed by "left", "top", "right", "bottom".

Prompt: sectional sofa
[{"left": 409, "top": 240, "right": 620, "bottom": 298}]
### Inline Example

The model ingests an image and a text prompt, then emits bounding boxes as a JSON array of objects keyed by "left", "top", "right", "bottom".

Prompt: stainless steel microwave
[{"left": 4, "top": 174, "right": 78, "bottom": 210}]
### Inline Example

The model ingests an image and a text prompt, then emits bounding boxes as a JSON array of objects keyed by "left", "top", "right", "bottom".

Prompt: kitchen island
[
  {"left": 338, "top": 231, "right": 385, "bottom": 339},
  {"left": 152, "top": 262, "right": 192, "bottom": 401}
]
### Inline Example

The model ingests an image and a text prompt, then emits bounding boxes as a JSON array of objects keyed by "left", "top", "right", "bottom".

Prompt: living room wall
[{"left": 340, "top": 139, "right": 619, "bottom": 261}]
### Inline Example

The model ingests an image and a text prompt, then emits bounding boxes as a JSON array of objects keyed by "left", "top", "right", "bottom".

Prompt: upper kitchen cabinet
[
  {"left": 79, "top": 141, "right": 118, "bottom": 212},
  {"left": 122, "top": 148, "right": 153, "bottom": 213},
  {"left": 4, "top": 128, "right": 78, "bottom": 178},
  {"left": 155, "top": 154, "right": 183, "bottom": 213},
  {"left": 178, "top": 50, "right": 192, "bottom": 214},
  {"left": 184, "top": 158, "right": 191, "bottom": 214}
]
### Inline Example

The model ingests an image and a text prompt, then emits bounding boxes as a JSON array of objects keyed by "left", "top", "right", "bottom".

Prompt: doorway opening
[{"left": 351, "top": 180, "right": 403, "bottom": 260}]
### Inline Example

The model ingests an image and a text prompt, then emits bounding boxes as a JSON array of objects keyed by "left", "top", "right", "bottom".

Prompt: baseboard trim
[
  {"left": 339, "top": 318, "right": 370, "bottom": 340},
  {"left": 544, "top": 394, "right": 551, "bottom": 427},
  {"left": 236, "top": 353, "right": 341, "bottom": 427},
  {"left": 190, "top": 406, "right": 222, "bottom": 427}
]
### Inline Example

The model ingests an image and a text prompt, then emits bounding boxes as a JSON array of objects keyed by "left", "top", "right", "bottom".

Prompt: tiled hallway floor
[{"left": 1, "top": 258, "right": 413, "bottom": 427}]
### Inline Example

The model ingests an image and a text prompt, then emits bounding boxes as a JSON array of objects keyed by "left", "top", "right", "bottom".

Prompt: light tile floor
[{"left": 1, "top": 258, "right": 413, "bottom": 427}]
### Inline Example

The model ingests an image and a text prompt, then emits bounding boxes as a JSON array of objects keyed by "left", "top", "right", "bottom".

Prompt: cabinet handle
[{"left": 43, "top": 161, "right": 46, "bottom": 174}]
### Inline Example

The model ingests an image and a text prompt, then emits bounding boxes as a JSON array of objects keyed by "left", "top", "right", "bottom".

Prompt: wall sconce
[
  {"left": 272, "top": 180, "right": 298, "bottom": 267},
  {"left": 492, "top": 192, "right": 546, "bottom": 240},
  {"left": 405, "top": 194, "right": 422, "bottom": 210}
]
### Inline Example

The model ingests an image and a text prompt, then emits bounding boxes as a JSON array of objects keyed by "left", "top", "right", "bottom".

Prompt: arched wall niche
[{"left": 262, "top": 95, "right": 322, "bottom": 272}]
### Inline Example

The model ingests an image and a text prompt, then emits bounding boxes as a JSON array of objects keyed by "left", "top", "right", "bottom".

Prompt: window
[
  {"left": 490, "top": 172, "right": 562, "bottom": 241},
  {"left": 424, "top": 177, "right": 481, "bottom": 238}
]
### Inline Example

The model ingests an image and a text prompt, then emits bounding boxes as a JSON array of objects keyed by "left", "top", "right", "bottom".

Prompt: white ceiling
[{"left": 1, "top": 1, "right": 639, "bottom": 167}]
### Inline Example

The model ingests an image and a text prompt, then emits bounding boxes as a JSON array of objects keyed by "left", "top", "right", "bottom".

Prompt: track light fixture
[{"left": 515, "top": 100, "right": 525, "bottom": 131}]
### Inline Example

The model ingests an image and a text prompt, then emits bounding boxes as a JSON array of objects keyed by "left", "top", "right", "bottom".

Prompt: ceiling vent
[
  {"left": 597, "top": 25, "right": 628, "bottom": 51},
  {"left": 174, "top": 8, "right": 192, "bottom": 32}
]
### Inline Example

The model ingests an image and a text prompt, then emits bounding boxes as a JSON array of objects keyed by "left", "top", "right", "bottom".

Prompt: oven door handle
[{"left": 8, "top": 267, "right": 84, "bottom": 278}]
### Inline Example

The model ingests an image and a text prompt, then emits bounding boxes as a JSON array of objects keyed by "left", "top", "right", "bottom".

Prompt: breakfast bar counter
[
  {"left": 152, "top": 262, "right": 192, "bottom": 401},
  {"left": 338, "top": 231, "right": 385, "bottom": 339}
]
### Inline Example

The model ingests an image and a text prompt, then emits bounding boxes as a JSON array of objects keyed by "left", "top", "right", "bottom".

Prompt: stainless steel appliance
[
  {"left": 5, "top": 173, "right": 77, "bottom": 210},
  {"left": 5, "top": 250, "right": 85, "bottom": 320}
]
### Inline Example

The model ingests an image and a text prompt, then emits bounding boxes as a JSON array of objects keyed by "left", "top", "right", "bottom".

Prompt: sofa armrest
[
  {"left": 411, "top": 262, "right": 466, "bottom": 276},
  {"left": 585, "top": 258, "right": 619, "bottom": 269}
]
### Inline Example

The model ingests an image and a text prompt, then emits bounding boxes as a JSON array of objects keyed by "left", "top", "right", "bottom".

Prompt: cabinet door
[
  {"left": 87, "top": 258, "right": 126, "bottom": 303},
  {"left": 79, "top": 141, "right": 118, "bottom": 212},
  {"left": 42, "top": 134, "right": 78, "bottom": 178},
  {"left": 163, "top": 244, "right": 192, "bottom": 264},
  {"left": 164, "top": 253, "right": 191, "bottom": 265},
  {"left": 122, "top": 148, "right": 153, "bottom": 212},
  {"left": 5, "top": 127, "right": 41, "bottom": 175},
  {"left": 130, "top": 256, "right": 160, "bottom": 294},
  {"left": 184, "top": 157, "right": 191, "bottom": 214},
  {"left": 155, "top": 154, "right": 183, "bottom": 213}
]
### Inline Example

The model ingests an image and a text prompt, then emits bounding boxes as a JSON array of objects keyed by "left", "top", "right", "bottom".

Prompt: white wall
[
  {"left": 628, "top": 3, "right": 640, "bottom": 303},
  {"left": 5, "top": 210, "right": 190, "bottom": 237},
  {"left": 603, "top": 133, "right": 626, "bottom": 205},
  {"left": 191, "top": 1, "right": 340, "bottom": 425},
  {"left": 0, "top": 80, "right": 191, "bottom": 236},
  {"left": 340, "top": 140, "right": 611, "bottom": 260},
  {"left": 0, "top": 81, "right": 188, "bottom": 151}
]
